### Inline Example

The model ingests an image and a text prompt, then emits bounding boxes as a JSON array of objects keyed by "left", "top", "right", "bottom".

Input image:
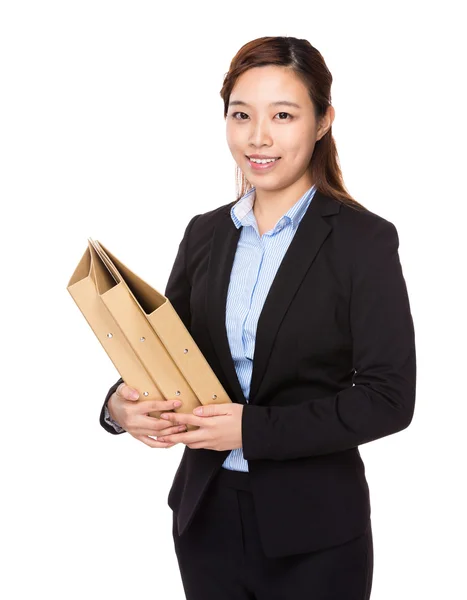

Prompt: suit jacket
[{"left": 100, "top": 189, "right": 416, "bottom": 558}]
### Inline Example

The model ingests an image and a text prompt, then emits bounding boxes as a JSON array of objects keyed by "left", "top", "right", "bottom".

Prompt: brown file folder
[{"left": 67, "top": 239, "right": 232, "bottom": 430}]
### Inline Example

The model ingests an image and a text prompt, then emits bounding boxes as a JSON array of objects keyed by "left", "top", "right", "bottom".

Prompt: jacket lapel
[{"left": 205, "top": 189, "right": 341, "bottom": 406}]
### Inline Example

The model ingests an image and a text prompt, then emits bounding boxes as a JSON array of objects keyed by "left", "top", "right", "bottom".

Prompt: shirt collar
[{"left": 230, "top": 184, "right": 317, "bottom": 231}]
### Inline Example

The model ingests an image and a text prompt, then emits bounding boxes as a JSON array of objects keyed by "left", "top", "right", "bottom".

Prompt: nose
[{"left": 248, "top": 116, "right": 273, "bottom": 148}]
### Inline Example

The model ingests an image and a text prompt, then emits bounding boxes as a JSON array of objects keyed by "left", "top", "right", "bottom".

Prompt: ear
[{"left": 317, "top": 104, "right": 335, "bottom": 140}]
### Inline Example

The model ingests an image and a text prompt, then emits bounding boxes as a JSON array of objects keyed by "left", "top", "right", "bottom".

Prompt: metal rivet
[
  {"left": 175, "top": 391, "right": 181, "bottom": 396},
  {"left": 140, "top": 337, "right": 146, "bottom": 342},
  {"left": 106, "top": 333, "right": 113, "bottom": 338},
  {"left": 183, "top": 348, "right": 188, "bottom": 353},
  {"left": 212, "top": 394, "right": 217, "bottom": 399},
  {"left": 143, "top": 391, "right": 149, "bottom": 397}
]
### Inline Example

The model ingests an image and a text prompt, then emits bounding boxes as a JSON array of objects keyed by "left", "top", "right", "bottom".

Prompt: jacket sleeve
[
  {"left": 99, "top": 377, "right": 125, "bottom": 434},
  {"left": 98, "top": 214, "right": 201, "bottom": 434},
  {"left": 241, "top": 218, "right": 417, "bottom": 460},
  {"left": 163, "top": 213, "right": 202, "bottom": 331},
  {"left": 104, "top": 399, "right": 126, "bottom": 433}
]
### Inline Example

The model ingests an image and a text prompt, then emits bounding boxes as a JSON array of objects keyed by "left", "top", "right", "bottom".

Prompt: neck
[{"left": 253, "top": 177, "right": 315, "bottom": 220}]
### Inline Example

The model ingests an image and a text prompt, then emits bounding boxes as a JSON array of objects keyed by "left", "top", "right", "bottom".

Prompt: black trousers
[{"left": 172, "top": 467, "right": 374, "bottom": 600}]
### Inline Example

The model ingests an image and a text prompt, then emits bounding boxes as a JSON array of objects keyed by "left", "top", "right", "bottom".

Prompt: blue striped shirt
[
  {"left": 104, "top": 183, "right": 318, "bottom": 471},
  {"left": 221, "top": 183, "right": 317, "bottom": 471}
]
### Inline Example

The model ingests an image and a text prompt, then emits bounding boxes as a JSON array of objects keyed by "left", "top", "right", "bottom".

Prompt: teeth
[{"left": 249, "top": 157, "right": 279, "bottom": 164}]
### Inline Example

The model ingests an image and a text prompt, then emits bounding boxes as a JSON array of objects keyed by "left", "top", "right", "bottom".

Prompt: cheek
[
  {"left": 281, "top": 125, "right": 315, "bottom": 157},
  {"left": 226, "top": 124, "right": 242, "bottom": 151}
]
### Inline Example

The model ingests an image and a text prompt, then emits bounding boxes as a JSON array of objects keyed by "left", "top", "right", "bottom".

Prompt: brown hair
[{"left": 220, "top": 36, "right": 366, "bottom": 211}]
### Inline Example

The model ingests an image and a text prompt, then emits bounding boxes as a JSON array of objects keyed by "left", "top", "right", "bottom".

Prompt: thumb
[
  {"left": 117, "top": 383, "right": 140, "bottom": 401},
  {"left": 193, "top": 403, "right": 223, "bottom": 416}
]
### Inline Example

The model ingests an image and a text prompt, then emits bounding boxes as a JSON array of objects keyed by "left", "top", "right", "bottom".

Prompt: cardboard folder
[{"left": 67, "top": 238, "right": 232, "bottom": 429}]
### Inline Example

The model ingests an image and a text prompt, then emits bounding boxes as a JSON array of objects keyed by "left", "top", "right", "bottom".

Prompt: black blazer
[{"left": 100, "top": 190, "right": 416, "bottom": 559}]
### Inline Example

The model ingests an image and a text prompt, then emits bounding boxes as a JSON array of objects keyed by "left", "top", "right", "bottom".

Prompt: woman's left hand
[{"left": 157, "top": 402, "right": 244, "bottom": 451}]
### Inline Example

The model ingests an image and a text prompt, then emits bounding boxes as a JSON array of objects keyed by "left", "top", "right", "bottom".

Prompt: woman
[{"left": 101, "top": 36, "right": 416, "bottom": 600}]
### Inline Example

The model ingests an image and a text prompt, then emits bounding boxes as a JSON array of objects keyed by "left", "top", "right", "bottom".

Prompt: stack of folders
[{"left": 66, "top": 238, "right": 232, "bottom": 431}]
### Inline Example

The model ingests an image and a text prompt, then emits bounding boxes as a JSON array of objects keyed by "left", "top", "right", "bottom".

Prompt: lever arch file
[{"left": 67, "top": 238, "right": 232, "bottom": 430}]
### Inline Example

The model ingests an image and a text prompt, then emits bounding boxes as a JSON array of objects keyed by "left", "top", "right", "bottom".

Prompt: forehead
[{"left": 229, "top": 65, "right": 309, "bottom": 107}]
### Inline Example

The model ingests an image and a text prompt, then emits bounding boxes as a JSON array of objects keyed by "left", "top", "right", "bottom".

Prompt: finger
[
  {"left": 157, "top": 430, "right": 205, "bottom": 444},
  {"left": 184, "top": 442, "right": 212, "bottom": 450},
  {"left": 137, "top": 415, "right": 187, "bottom": 431},
  {"left": 135, "top": 424, "right": 188, "bottom": 437},
  {"left": 117, "top": 383, "right": 140, "bottom": 401},
  {"left": 193, "top": 403, "right": 230, "bottom": 417},
  {"left": 132, "top": 434, "right": 179, "bottom": 448},
  {"left": 138, "top": 399, "right": 182, "bottom": 414},
  {"left": 159, "top": 412, "right": 204, "bottom": 427}
]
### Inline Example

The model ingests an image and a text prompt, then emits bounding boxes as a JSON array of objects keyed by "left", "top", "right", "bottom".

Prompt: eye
[
  {"left": 230, "top": 111, "right": 294, "bottom": 121},
  {"left": 231, "top": 112, "right": 249, "bottom": 120},
  {"left": 276, "top": 112, "right": 293, "bottom": 120}
]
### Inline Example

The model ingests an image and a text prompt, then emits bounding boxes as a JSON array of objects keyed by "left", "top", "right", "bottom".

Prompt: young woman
[{"left": 101, "top": 36, "right": 416, "bottom": 600}]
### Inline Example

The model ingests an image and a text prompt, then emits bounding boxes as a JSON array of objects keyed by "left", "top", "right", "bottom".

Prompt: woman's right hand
[{"left": 108, "top": 383, "right": 188, "bottom": 449}]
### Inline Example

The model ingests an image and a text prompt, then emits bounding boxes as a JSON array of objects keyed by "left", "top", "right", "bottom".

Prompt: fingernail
[
  {"left": 173, "top": 400, "right": 182, "bottom": 407},
  {"left": 130, "top": 390, "right": 139, "bottom": 399}
]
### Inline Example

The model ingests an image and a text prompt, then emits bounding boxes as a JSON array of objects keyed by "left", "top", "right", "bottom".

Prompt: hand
[
  {"left": 157, "top": 402, "right": 244, "bottom": 451},
  {"left": 108, "top": 383, "right": 189, "bottom": 449}
]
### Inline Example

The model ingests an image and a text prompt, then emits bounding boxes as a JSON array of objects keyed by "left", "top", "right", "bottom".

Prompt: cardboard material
[{"left": 67, "top": 239, "right": 232, "bottom": 430}]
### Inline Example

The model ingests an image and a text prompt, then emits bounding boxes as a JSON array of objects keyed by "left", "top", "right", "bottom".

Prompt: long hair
[{"left": 220, "top": 36, "right": 366, "bottom": 211}]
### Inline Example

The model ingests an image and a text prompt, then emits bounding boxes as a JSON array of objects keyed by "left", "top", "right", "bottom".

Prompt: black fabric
[
  {"left": 172, "top": 467, "right": 373, "bottom": 600},
  {"left": 99, "top": 190, "right": 416, "bottom": 559},
  {"left": 99, "top": 377, "right": 124, "bottom": 434}
]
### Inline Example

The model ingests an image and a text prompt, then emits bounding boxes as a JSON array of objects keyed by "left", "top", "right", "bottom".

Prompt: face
[{"left": 225, "top": 65, "right": 333, "bottom": 197}]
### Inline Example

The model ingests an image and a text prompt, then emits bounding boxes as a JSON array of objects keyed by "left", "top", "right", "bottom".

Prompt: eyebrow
[{"left": 228, "top": 100, "right": 302, "bottom": 109}]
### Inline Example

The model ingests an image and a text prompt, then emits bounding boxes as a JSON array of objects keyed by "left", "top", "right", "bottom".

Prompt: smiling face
[{"left": 225, "top": 65, "right": 332, "bottom": 202}]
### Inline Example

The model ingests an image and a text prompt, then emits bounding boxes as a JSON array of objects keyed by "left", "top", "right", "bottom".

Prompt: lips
[
  {"left": 246, "top": 155, "right": 281, "bottom": 160},
  {"left": 246, "top": 156, "right": 281, "bottom": 171}
]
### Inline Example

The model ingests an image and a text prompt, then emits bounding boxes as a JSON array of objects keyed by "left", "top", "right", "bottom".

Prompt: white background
[{"left": 1, "top": 1, "right": 465, "bottom": 598}]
